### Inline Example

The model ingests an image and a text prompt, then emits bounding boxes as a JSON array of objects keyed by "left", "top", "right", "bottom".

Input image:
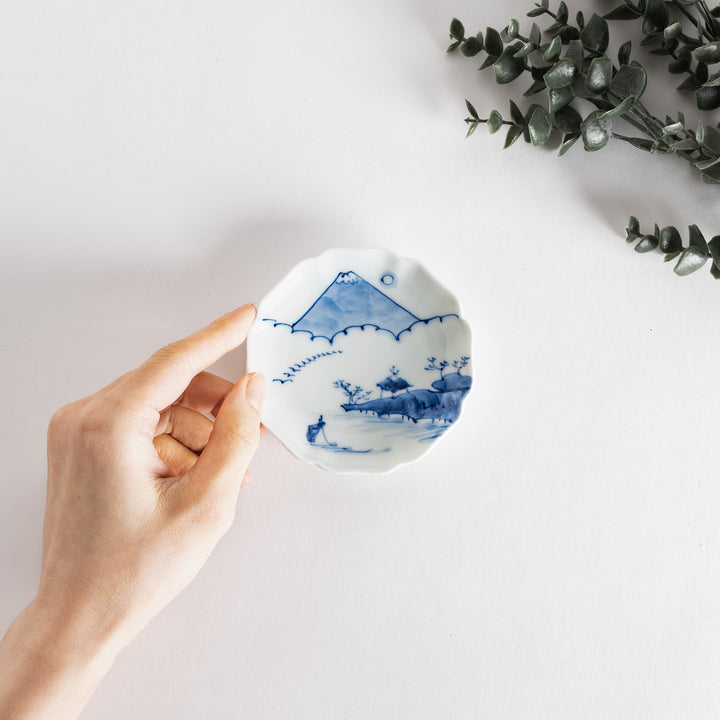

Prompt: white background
[{"left": 2, "top": 1, "right": 720, "bottom": 718}]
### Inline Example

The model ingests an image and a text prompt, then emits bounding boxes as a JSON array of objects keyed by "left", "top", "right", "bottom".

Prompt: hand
[{"left": 0, "top": 304, "right": 265, "bottom": 720}]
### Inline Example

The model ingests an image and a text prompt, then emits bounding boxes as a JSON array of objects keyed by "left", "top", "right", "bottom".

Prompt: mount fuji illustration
[
  {"left": 289, "top": 271, "right": 420, "bottom": 342},
  {"left": 262, "top": 269, "right": 459, "bottom": 347}
]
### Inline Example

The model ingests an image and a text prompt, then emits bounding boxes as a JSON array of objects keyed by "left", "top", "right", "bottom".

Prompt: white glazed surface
[{"left": 247, "top": 249, "right": 472, "bottom": 472}]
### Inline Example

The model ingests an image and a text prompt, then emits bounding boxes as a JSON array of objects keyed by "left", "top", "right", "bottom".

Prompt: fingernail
[
  {"left": 246, "top": 372, "right": 266, "bottom": 414},
  {"left": 233, "top": 303, "right": 256, "bottom": 318}
]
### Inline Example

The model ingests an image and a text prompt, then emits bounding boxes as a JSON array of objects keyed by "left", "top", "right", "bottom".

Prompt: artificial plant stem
[
  {"left": 698, "top": 1, "right": 719, "bottom": 37},
  {"left": 671, "top": 0, "right": 714, "bottom": 42},
  {"left": 631, "top": 99, "right": 666, "bottom": 137}
]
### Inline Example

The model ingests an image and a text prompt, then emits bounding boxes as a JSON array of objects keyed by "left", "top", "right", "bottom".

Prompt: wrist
[{"left": 0, "top": 597, "right": 120, "bottom": 720}]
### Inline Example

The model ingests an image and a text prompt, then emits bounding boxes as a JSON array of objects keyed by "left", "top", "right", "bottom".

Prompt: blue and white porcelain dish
[{"left": 246, "top": 249, "right": 473, "bottom": 473}]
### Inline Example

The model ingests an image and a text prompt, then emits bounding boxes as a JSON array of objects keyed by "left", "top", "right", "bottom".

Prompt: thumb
[{"left": 189, "top": 372, "right": 265, "bottom": 497}]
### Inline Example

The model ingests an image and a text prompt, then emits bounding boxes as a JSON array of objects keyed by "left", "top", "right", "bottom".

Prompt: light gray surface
[{"left": 2, "top": 1, "right": 720, "bottom": 718}]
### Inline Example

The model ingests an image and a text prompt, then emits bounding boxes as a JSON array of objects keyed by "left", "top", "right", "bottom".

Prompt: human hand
[{"left": 0, "top": 304, "right": 264, "bottom": 720}]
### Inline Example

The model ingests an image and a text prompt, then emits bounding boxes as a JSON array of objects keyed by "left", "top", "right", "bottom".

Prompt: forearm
[{"left": 0, "top": 598, "right": 119, "bottom": 720}]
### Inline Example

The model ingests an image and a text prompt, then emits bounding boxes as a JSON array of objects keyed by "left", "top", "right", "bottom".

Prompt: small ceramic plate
[{"left": 246, "top": 248, "right": 472, "bottom": 473}]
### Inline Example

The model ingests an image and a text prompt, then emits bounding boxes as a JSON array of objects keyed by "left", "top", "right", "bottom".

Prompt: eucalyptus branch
[
  {"left": 605, "top": 0, "right": 720, "bottom": 110},
  {"left": 625, "top": 216, "right": 720, "bottom": 279},
  {"left": 448, "top": 1, "right": 720, "bottom": 183}
]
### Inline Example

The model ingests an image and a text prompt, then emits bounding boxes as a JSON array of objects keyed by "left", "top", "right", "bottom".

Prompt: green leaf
[
  {"left": 487, "top": 110, "right": 503, "bottom": 133},
  {"left": 664, "top": 250, "right": 682, "bottom": 262},
  {"left": 465, "top": 122, "right": 479, "bottom": 138},
  {"left": 523, "top": 79, "right": 546, "bottom": 96},
  {"left": 527, "top": 49, "right": 552, "bottom": 70},
  {"left": 556, "top": 1, "right": 568, "bottom": 24},
  {"left": 585, "top": 57, "right": 613, "bottom": 94},
  {"left": 528, "top": 106, "right": 552, "bottom": 145},
  {"left": 696, "top": 120, "right": 705, "bottom": 144},
  {"left": 618, "top": 40, "right": 632, "bottom": 66},
  {"left": 704, "top": 71, "right": 720, "bottom": 87},
  {"left": 710, "top": 263, "right": 720, "bottom": 279},
  {"left": 703, "top": 125, "right": 720, "bottom": 153},
  {"left": 695, "top": 42, "right": 720, "bottom": 64},
  {"left": 627, "top": 215, "right": 640, "bottom": 238},
  {"left": 604, "top": 5, "right": 642, "bottom": 20},
  {"left": 703, "top": 163, "right": 720, "bottom": 182},
  {"left": 507, "top": 18, "right": 519, "bottom": 39},
  {"left": 485, "top": 26, "right": 504, "bottom": 57},
  {"left": 509, "top": 99, "right": 524, "bottom": 125},
  {"left": 669, "top": 57, "right": 691, "bottom": 74},
  {"left": 678, "top": 76, "right": 702, "bottom": 92},
  {"left": 504, "top": 124, "right": 524, "bottom": 148},
  {"left": 600, "top": 95, "right": 635, "bottom": 119},
  {"left": 635, "top": 235, "right": 659, "bottom": 252},
  {"left": 558, "top": 133, "right": 580, "bottom": 155},
  {"left": 695, "top": 155, "right": 720, "bottom": 170},
  {"left": 689, "top": 224, "right": 708, "bottom": 253},
  {"left": 615, "top": 134, "right": 655, "bottom": 151},
  {"left": 662, "top": 122, "right": 684, "bottom": 134},
  {"left": 461, "top": 37, "right": 483, "bottom": 57},
  {"left": 696, "top": 85, "right": 720, "bottom": 110},
  {"left": 543, "top": 35, "right": 562, "bottom": 62},
  {"left": 674, "top": 247, "right": 709, "bottom": 275},
  {"left": 450, "top": 18, "right": 465, "bottom": 41},
  {"left": 479, "top": 55, "right": 495, "bottom": 70},
  {"left": 671, "top": 138, "right": 701, "bottom": 151},
  {"left": 530, "top": 22, "right": 542, "bottom": 46},
  {"left": 446, "top": 40, "right": 462, "bottom": 53},
  {"left": 702, "top": 72, "right": 720, "bottom": 87},
  {"left": 544, "top": 58, "right": 577, "bottom": 89},
  {"left": 494, "top": 45, "right": 526, "bottom": 84},
  {"left": 659, "top": 226, "right": 682, "bottom": 253},
  {"left": 581, "top": 14, "right": 610, "bottom": 54},
  {"left": 554, "top": 104, "right": 583, "bottom": 134},
  {"left": 548, "top": 86, "right": 574, "bottom": 113},
  {"left": 565, "top": 39, "right": 584, "bottom": 72},
  {"left": 514, "top": 41, "right": 536, "bottom": 58},
  {"left": 642, "top": 0, "right": 669, "bottom": 35},
  {"left": 465, "top": 99, "right": 479, "bottom": 119},
  {"left": 707, "top": 235, "right": 720, "bottom": 267},
  {"left": 664, "top": 22, "right": 682, "bottom": 40},
  {"left": 581, "top": 110, "right": 613, "bottom": 151},
  {"left": 609, "top": 64, "right": 647, "bottom": 100}
]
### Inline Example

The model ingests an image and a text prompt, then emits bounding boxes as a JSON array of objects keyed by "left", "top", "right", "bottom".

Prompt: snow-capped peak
[{"left": 335, "top": 271, "right": 361, "bottom": 284}]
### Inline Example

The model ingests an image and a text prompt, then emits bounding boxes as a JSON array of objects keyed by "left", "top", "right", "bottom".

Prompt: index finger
[{"left": 131, "top": 304, "right": 257, "bottom": 411}]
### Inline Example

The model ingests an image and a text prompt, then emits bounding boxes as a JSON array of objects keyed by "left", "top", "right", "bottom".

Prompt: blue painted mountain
[{"left": 292, "top": 271, "right": 420, "bottom": 341}]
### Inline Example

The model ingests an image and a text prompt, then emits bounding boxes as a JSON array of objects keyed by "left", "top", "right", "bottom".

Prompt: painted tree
[
  {"left": 425, "top": 357, "right": 449, "bottom": 379},
  {"left": 377, "top": 365, "right": 412, "bottom": 397},
  {"left": 452, "top": 356, "right": 470, "bottom": 375},
  {"left": 333, "top": 380, "right": 372, "bottom": 404}
]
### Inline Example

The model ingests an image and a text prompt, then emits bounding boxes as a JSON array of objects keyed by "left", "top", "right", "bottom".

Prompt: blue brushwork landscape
[{"left": 334, "top": 357, "right": 471, "bottom": 426}]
